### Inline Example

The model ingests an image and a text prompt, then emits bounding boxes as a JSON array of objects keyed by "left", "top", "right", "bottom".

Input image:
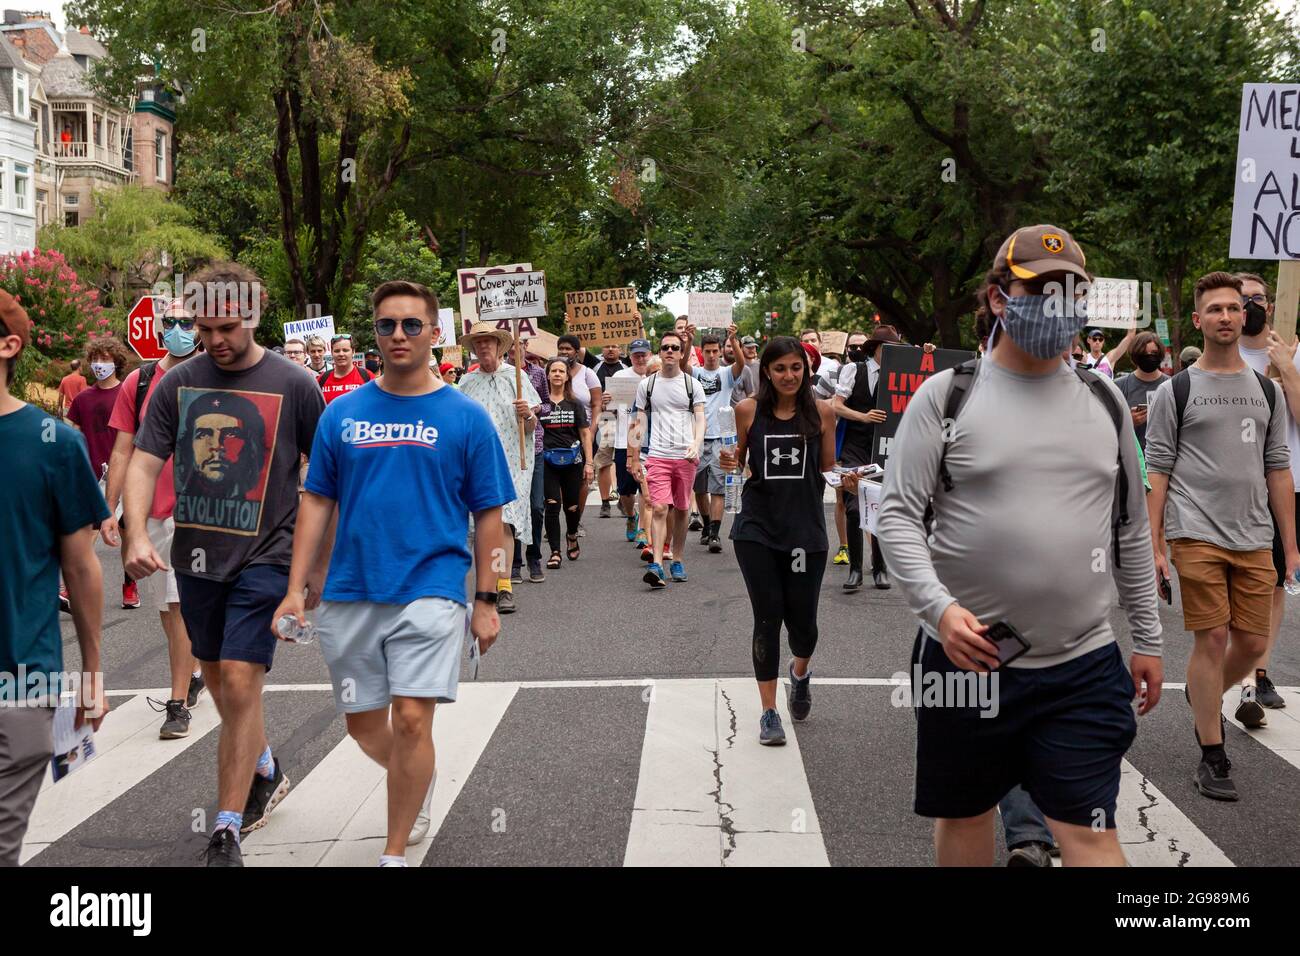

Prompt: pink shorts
[{"left": 645, "top": 457, "right": 695, "bottom": 510}]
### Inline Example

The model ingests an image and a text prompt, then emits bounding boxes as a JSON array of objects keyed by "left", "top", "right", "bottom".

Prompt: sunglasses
[
  {"left": 162, "top": 317, "right": 195, "bottom": 330},
  {"left": 331, "top": 334, "right": 352, "bottom": 343},
  {"left": 374, "top": 317, "right": 430, "bottom": 337},
  {"left": 660, "top": 344, "right": 681, "bottom": 353},
  {"left": 1243, "top": 294, "right": 1268, "bottom": 305}
]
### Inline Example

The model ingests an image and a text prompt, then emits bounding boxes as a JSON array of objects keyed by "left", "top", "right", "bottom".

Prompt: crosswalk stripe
[
  {"left": 242, "top": 683, "right": 520, "bottom": 867},
  {"left": 1222, "top": 689, "right": 1300, "bottom": 772},
  {"left": 20, "top": 694, "right": 223, "bottom": 864},
  {"left": 1115, "top": 758, "right": 1233, "bottom": 867},
  {"left": 625, "top": 678, "right": 828, "bottom": 867}
]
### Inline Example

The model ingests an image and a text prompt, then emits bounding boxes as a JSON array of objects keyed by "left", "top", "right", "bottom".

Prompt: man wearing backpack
[
  {"left": 101, "top": 298, "right": 205, "bottom": 739},
  {"left": 878, "top": 224, "right": 1161, "bottom": 866},
  {"left": 1145, "top": 271, "right": 1297, "bottom": 802}
]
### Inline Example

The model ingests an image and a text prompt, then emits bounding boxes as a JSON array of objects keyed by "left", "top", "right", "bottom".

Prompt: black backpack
[
  {"left": 133, "top": 361, "right": 160, "bottom": 432},
  {"left": 1170, "top": 366, "right": 1275, "bottom": 462},
  {"left": 930, "top": 359, "right": 1131, "bottom": 569}
]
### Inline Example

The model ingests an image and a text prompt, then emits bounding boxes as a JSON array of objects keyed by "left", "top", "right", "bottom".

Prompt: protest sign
[
  {"left": 564, "top": 287, "right": 643, "bottom": 348},
  {"left": 604, "top": 374, "right": 640, "bottom": 409},
  {"left": 522, "top": 328, "right": 560, "bottom": 359},
  {"left": 433, "top": 308, "right": 456, "bottom": 347},
  {"left": 858, "top": 480, "right": 882, "bottom": 534},
  {"left": 477, "top": 270, "right": 548, "bottom": 321},
  {"left": 1230, "top": 84, "right": 1300, "bottom": 261},
  {"left": 1084, "top": 278, "right": 1139, "bottom": 329},
  {"left": 819, "top": 330, "right": 848, "bottom": 357},
  {"left": 440, "top": 346, "right": 464, "bottom": 368},
  {"left": 283, "top": 314, "right": 335, "bottom": 344},
  {"left": 871, "top": 344, "right": 976, "bottom": 469},
  {"left": 687, "top": 292, "right": 733, "bottom": 333},
  {"left": 457, "top": 263, "right": 532, "bottom": 324}
]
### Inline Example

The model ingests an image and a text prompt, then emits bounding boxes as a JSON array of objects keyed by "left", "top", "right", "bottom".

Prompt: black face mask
[
  {"left": 847, "top": 347, "right": 868, "bottom": 363},
  {"left": 365, "top": 359, "right": 381, "bottom": 373},
  {"left": 1133, "top": 350, "right": 1163, "bottom": 373},
  {"left": 1243, "top": 300, "right": 1268, "bottom": 336}
]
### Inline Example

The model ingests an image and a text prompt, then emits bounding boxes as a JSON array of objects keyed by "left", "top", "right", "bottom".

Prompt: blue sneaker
[
  {"left": 625, "top": 515, "right": 638, "bottom": 542},
  {"left": 669, "top": 560, "right": 687, "bottom": 582},
  {"left": 759, "top": 708, "right": 786, "bottom": 746},
  {"left": 643, "top": 563, "right": 667, "bottom": 589}
]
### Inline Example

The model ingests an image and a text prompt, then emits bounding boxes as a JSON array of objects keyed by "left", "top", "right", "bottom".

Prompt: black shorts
[
  {"left": 613, "top": 449, "right": 640, "bottom": 498},
  {"left": 1269, "top": 491, "right": 1300, "bottom": 586},
  {"left": 911, "top": 631, "right": 1136, "bottom": 828},
  {"left": 176, "top": 564, "right": 288, "bottom": 671}
]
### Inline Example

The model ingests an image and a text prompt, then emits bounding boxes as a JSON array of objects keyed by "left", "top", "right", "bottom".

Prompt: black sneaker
[
  {"left": 511, "top": 564, "right": 524, "bottom": 584},
  {"left": 600, "top": 501, "right": 611, "bottom": 518},
  {"left": 699, "top": 526, "right": 710, "bottom": 546},
  {"left": 1195, "top": 750, "right": 1238, "bottom": 801},
  {"left": 242, "top": 758, "right": 290, "bottom": 833},
  {"left": 788, "top": 663, "right": 812, "bottom": 722},
  {"left": 204, "top": 827, "right": 243, "bottom": 867},
  {"left": 759, "top": 708, "right": 786, "bottom": 746},
  {"left": 527, "top": 558, "right": 545, "bottom": 583},
  {"left": 688, "top": 512, "right": 703, "bottom": 532},
  {"left": 1007, "top": 841, "right": 1053, "bottom": 867},
  {"left": 1234, "top": 685, "right": 1267, "bottom": 728},
  {"left": 186, "top": 672, "right": 205, "bottom": 709},
  {"left": 708, "top": 533, "right": 723, "bottom": 554},
  {"left": 1257, "top": 672, "right": 1286, "bottom": 709},
  {"left": 497, "top": 589, "right": 517, "bottom": 614},
  {"left": 151, "top": 698, "right": 191, "bottom": 739}
]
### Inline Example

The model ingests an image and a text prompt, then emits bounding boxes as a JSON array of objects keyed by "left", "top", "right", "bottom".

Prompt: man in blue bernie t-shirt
[
  {"left": 0, "top": 289, "right": 109, "bottom": 866},
  {"left": 274, "top": 280, "right": 516, "bottom": 868}
]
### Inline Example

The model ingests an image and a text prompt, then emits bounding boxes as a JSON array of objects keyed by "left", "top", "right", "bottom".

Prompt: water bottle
[
  {"left": 717, "top": 406, "right": 743, "bottom": 514},
  {"left": 276, "top": 614, "right": 317, "bottom": 645},
  {"left": 1286, "top": 572, "right": 1300, "bottom": 597}
]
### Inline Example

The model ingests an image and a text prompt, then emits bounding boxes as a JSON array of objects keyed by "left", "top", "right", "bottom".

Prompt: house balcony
[{"left": 52, "top": 141, "right": 124, "bottom": 166}]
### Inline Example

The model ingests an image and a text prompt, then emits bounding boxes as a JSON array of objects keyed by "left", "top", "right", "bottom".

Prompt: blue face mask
[
  {"left": 998, "top": 290, "right": 1083, "bottom": 360},
  {"left": 162, "top": 325, "right": 197, "bottom": 357}
]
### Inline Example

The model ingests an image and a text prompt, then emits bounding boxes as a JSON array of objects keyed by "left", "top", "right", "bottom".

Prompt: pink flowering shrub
[{"left": 0, "top": 248, "right": 108, "bottom": 361}]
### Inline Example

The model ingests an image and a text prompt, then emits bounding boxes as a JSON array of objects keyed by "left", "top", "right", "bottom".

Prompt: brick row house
[{"left": 0, "top": 11, "right": 175, "bottom": 255}]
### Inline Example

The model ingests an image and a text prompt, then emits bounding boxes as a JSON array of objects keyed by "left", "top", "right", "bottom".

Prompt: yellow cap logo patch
[{"left": 1042, "top": 234, "right": 1064, "bottom": 254}]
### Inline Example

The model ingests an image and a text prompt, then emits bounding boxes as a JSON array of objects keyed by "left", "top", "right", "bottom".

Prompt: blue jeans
[{"left": 999, "top": 785, "right": 1053, "bottom": 848}]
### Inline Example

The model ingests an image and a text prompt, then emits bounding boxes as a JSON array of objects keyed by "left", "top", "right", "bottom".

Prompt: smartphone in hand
[{"left": 987, "top": 621, "right": 1031, "bottom": 668}]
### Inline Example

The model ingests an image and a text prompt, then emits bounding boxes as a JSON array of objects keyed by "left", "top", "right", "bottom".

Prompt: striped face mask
[{"left": 998, "top": 289, "right": 1081, "bottom": 360}]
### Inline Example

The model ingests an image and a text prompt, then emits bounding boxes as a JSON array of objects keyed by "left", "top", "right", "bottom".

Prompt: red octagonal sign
[{"left": 127, "top": 296, "right": 167, "bottom": 361}]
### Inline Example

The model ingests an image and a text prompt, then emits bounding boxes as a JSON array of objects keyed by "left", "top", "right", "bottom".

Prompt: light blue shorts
[{"left": 316, "top": 597, "right": 466, "bottom": 713}]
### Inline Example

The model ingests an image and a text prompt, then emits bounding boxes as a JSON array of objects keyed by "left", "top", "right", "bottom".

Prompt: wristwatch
[{"left": 474, "top": 591, "right": 499, "bottom": 605}]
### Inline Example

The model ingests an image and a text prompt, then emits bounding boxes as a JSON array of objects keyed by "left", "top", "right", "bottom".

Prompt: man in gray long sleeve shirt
[{"left": 876, "top": 223, "right": 1162, "bottom": 868}]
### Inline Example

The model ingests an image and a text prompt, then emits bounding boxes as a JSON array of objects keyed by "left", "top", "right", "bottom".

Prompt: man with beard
[{"left": 179, "top": 391, "right": 268, "bottom": 502}]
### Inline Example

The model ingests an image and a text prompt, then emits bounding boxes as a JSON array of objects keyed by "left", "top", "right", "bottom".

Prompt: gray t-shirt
[
  {"left": 1115, "top": 372, "right": 1163, "bottom": 449},
  {"left": 877, "top": 357, "right": 1161, "bottom": 667},
  {"left": 691, "top": 365, "right": 736, "bottom": 438},
  {"left": 1144, "top": 365, "right": 1288, "bottom": 552},
  {"left": 731, "top": 363, "right": 758, "bottom": 404},
  {"left": 135, "top": 350, "right": 325, "bottom": 581}
]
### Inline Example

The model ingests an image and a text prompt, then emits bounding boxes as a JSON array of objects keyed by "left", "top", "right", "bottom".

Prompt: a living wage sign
[
  {"left": 1231, "top": 83, "right": 1300, "bottom": 260},
  {"left": 870, "top": 345, "right": 976, "bottom": 470}
]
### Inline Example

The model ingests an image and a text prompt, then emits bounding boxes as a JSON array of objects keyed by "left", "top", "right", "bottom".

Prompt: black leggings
[
  {"left": 842, "top": 487, "right": 886, "bottom": 574},
  {"left": 733, "top": 540, "right": 828, "bottom": 681},
  {"left": 543, "top": 460, "right": 584, "bottom": 553}
]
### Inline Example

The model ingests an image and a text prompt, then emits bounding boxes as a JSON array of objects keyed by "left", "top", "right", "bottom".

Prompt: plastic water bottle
[
  {"left": 718, "top": 406, "right": 743, "bottom": 514},
  {"left": 1285, "top": 572, "right": 1300, "bottom": 597},
  {"left": 276, "top": 614, "right": 317, "bottom": 645}
]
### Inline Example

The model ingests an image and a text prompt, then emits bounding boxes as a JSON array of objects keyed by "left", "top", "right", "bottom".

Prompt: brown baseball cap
[
  {"left": 0, "top": 289, "right": 31, "bottom": 347},
  {"left": 993, "top": 225, "right": 1088, "bottom": 282}
]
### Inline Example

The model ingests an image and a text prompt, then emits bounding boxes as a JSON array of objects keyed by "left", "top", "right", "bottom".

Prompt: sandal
[
  {"left": 566, "top": 534, "right": 581, "bottom": 561},
  {"left": 546, "top": 552, "right": 562, "bottom": 569}
]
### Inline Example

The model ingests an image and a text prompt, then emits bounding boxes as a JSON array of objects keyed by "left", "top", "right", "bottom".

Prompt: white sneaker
[
  {"left": 378, "top": 856, "right": 408, "bottom": 867},
  {"left": 407, "top": 768, "right": 438, "bottom": 845}
]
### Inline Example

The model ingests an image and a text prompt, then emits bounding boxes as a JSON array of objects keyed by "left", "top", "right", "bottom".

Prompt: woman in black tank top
[{"left": 719, "top": 336, "right": 843, "bottom": 746}]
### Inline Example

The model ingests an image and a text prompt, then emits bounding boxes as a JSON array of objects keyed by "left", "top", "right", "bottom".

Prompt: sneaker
[
  {"left": 634, "top": 529, "right": 648, "bottom": 548},
  {"left": 204, "top": 827, "right": 243, "bottom": 867},
  {"left": 788, "top": 663, "right": 812, "bottom": 722},
  {"left": 242, "top": 758, "right": 290, "bottom": 832},
  {"left": 407, "top": 769, "right": 438, "bottom": 845},
  {"left": 150, "top": 697, "right": 191, "bottom": 739},
  {"left": 759, "top": 708, "right": 786, "bottom": 746},
  {"left": 600, "top": 501, "right": 611, "bottom": 518},
  {"left": 1195, "top": 750, "right": 1239, "bottom": 801},
  {"left": 640, "top": 545, "right": 654, "bottom": 563},
  {"left": 688, "top": 512, "right": 703, "bottom": 531},
  {"left": 1257, "top": 672, "right": 1286, "bottom": 709},
  {"left": 186, "top": 672, "right": 205, "bottom": 709},
  {"left": 625, "top": 516, "right": 639, "bottom": 541},
  {"left": 699, "top": 526, "right": 710, "bottom": 546},
  {"left": 663, "top": 549, "right": 673, "bottom": 562},
  {"left": 121, "top": 580, "right": 141, "bottom": 609},
  {"left": 511, "top": 564, "right": 524, "bottom": 584},
  {"left": 708, "top": 533, "right": 723, "bottom": 554},
  {"left": 1234, "top": 685, "right": 1267, "bottom": 728},
  {"left": 497, "top": 589, "right": 517, "bottom": 614},
  {"left": 643, "top": 563, "right": 667, "bottom": 589},
  {"left": 832, "top": 545, "right": 849, "bottom": 566},
  {"left": 669, "top": 560, "right": 687, "bottom": 582},
  {"left": 1007, "top": 841, "right": 1053, "bottom": 868},
  {"left": 528, "top": 558, "right": 545, "bottom": 583}
]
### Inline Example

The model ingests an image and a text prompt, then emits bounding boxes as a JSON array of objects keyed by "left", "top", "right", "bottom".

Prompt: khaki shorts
[
  {"left": 142, "top": 516, "right": 180, "bottom": 608},
  {"left": 594, "top": 442, "right": 615, "bottom": 470},
  {"left": 1168, "top": 539, "right": 1273, "bottom": 635}
]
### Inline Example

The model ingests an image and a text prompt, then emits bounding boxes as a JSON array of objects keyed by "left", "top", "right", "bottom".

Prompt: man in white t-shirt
[
  {"left": 629, "top": 331, "right": 705, "bottom": 588},
  {"left": 689, "top": 324, "right": 746, "bottom": 552},
  {"left": 1236, "top": 270, "right": 1300, "bottom": 718},
  {"left": 608, "top": 339, "right": 653, "bottom": 547}
]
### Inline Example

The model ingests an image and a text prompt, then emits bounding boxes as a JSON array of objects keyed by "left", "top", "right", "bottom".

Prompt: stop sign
[{"left": 127, "top": 296, "right": 166, "bottom": 361}]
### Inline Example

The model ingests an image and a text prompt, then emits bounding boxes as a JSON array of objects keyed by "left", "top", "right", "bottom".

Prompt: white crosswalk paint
[
  {"left": 624, "top": 678, "right": 829, "bottom": 866},
  {"left": 21, "top": 694, "right": 223, "bottom": 864},
  {"left": 242, "top": 683, "right": 519, "bottom": 867},
  {"left": 1115, "top": 759, "right": 1233, "bottom": 867},
  {"left": 1222, "top": 688, "right": 1300, "bottom": 772}
]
